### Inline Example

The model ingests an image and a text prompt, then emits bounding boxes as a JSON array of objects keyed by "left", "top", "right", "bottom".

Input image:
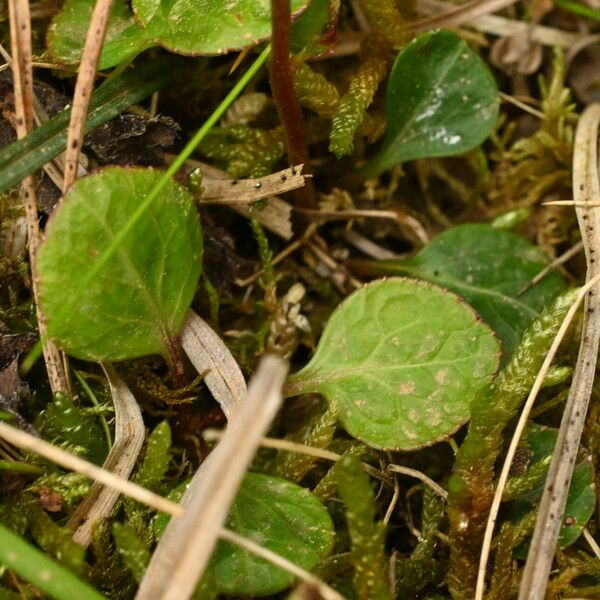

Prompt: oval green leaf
[
  {"left": 132, "top": 0, "right": 310, "bottom": 56},
  {"left": 361, "top": 29, "right": 499, "bottom": 178},
  {"left": 286, "top": 278, "right": 500, "bottom": 450},
  {"left": 357, "top": 224, "right": 566, "bottom": 358},
  {"left": 37, "top": 167, "right": 202, "bottom": 362},
  {"left": 48, "top": 0, "right": 161, "bottom": 70},
  {"left": 211, "top": 472, "right": 334, "bottom": 596}
]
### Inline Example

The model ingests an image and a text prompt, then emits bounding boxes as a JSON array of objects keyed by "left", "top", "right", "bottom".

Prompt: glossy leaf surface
[{"left": 362, "top": 30, "right": 498, "bottom": 177}]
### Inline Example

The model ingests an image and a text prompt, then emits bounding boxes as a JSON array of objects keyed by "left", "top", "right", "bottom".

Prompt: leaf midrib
[
  {"left": 294, "top": 354, "right": 482, "bottom": 393},
  {"left": 84, "top": 200, "right": 172, "bottom": 351}
]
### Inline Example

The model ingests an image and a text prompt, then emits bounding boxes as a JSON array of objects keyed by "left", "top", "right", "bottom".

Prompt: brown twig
[
  {"left": 270, "top": 0, "right": 316, "bottom": 210},
  {"left": 62, "top": 0, "right": 115, "bottom": 192},
  {"left": 8, "top": 0, "right": 70, "bottom": 395}
]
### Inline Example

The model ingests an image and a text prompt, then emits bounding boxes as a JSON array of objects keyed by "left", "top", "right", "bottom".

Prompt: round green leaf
[
  {"left": 132, "top": 0, "right": 310, "bottom": 56},
  {"left": 37, "top": 167, "right": 202, "bottom": 362},
  {"left": 362, "top": 29, "right": 499, "bottom": 178},
  {"left": 366, "top": 224, "right": 566, "bottom": 358},
  {"left": 286, "top": 278, "right": 500, "bottom": 450},
  {"left": 48, "top": 0, "right": 161, "bottom": 70},
  {"left": 211, "top": 472, "right": 334, "bottom": 596}
]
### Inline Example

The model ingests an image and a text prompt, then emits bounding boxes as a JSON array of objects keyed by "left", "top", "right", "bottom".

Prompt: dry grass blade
[
  {"left": 0, "top": 415, "right": 345, "bottom": 597},
  {"left": 68, "top": 364, "right": 145, "bottom": 547},
  {"left": 7, "top": 0, "right": 70, "bottom": 395},
  {"left": 62, "top": 0, "right": 115, "bottom": 192},
  {"left": 416, "top": 0, "right": 584, "bottom": 48},
  {"left": 410, "top": 0, "right": 519, "bottom": 34},
  {"left": 135, "top": 355, "right": 288, "bottom": 600},
  {"left": 0, "top": 420, "right": 180, "bottom": 516},
  {"left": 181, "top": 310, "right": 247, "bottom": 419},
  {"left": 387, "top": 464, "right": 448, "bottom": 500},
  {"left": 518, "top": 103, "right": 600, "bottom": 600}
]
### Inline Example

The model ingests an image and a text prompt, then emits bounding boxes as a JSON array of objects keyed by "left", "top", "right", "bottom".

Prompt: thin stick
[
  {"left": 235, "top": 223, "right": 318, "bottom": 287},
  {"left": 409, "top": 0, "right": 519, "bottom": 33},
  {"left": 474, "top": 273, "right": 600, "bottom": 600},
  {"left": 517, "top": 241, "right": 584, "bottom": 295},
  {"left": 416, "top": 0, "right": 583, "bottom": 48},
  {"left": 62, "top": 0, "right": 115, "bottom": 191},
  {"left": 7, "top": 0, "right": 70, "bottom": 395},
  {"left": 499, "top": 92, "right": 545, "bottom": 119},
  {"left": 135, "top": 355, "right": 288, "bottom": 600},
  {"left": 203, "top": 429, "right": 341, "bottom": 461},
  {"left": 519, "top": 103, "right": 600, "bottom": 600},
  {"left": 542, "top": 200, "right": 600, "bottom": 206},
  {"left": 219, "top": 529, "right": 345, "bottom": 600},
  {"left": 0, "top": 418, "right": 344, "bottom": 597},
  {"left": 387, "top": 464, "right": 448, "bottom": 500},
  {"left": 582, "top": 528, "right": 600, "bottom": 560},
  {"left": 0, "top": 420, "right": 180, "bottom": 516}
]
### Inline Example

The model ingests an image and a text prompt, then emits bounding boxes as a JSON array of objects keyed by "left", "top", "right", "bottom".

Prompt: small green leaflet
[
  {"left": 49, "top": 0, "right": 310, "bottom": 69},
  {"left": 153, "top": 473, "right": 334, "bottom": 596},
  {"left": 510, "top": 425, "right": 595, "bottom": 551},
  {"left": 211, "top": 473, "right": 334, "bottom": 596},
  {"left": 286, "top": 278, "right": 500, "bottom": 450},
  {"left": 37, "top": 167, "right": 202, "bottom": 362},
  {"left": 361, "top": 29, "right": 499, "bottom": 178},
  {"left": 354, "top": 224, "right": 566, "bottom": 358},
  {"left": 48, "top": 0, "right": 159, "bottom": 69}
]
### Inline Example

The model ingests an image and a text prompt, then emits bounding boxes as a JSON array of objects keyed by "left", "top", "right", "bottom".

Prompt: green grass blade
[
  {"left": 0, "top": 58, "right": 173, "bottom": 194},
  {"left": 0, "top": 524, "right": 106, "bottom": 600}
]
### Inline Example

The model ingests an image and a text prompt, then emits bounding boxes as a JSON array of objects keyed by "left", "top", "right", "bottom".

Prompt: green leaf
[
  {"left": 211, "top": 472, "right": 334, "bottom": 596},
  {"left": 37, "top": 393, "right": 107, "bottom": 463},
  {"left": 0, "top": 59, "right": 171, "bottom": 194},
  {"left": 286, "top": 278, "right": 500, "bottom": 450},
  {"left": 132, "top": 0, "right": 310, "bottom": 56},
  {"left": 48, "top": 0, "right": 160, "bottom": 69},
  {"left": 112, "top": 522, "right": 150, "bottom": 582},
  {"left": 152, "top": 478, "right": 189, "bottom": 539},
  {"left": 356, "top": 224, "right": 566, "bottom": 358},
  {"left": 511, "top": 425, "right": 596, "bottom": 550},
  {"left": 361, "top": 29, "right": 498, "bottom": 178},
  {"left": 37, "top": 167, "right": 202, "bottom": 362},
  {"left": 48, "top": 0, "right": 311, "bottom": 67},
  {"left": 291, "top": 0, "right": 335, "bottom": 56},
  {"left": 0, "top": 524, "right": 106, "bottom": 600},
  {"left": 133, "top": 421, "right": 171, "bottom": 491}
]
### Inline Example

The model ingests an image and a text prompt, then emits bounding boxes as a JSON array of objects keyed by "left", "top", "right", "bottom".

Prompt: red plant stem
[{"left": 270, "top": 0, "right": 316, "bottom": 210}]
